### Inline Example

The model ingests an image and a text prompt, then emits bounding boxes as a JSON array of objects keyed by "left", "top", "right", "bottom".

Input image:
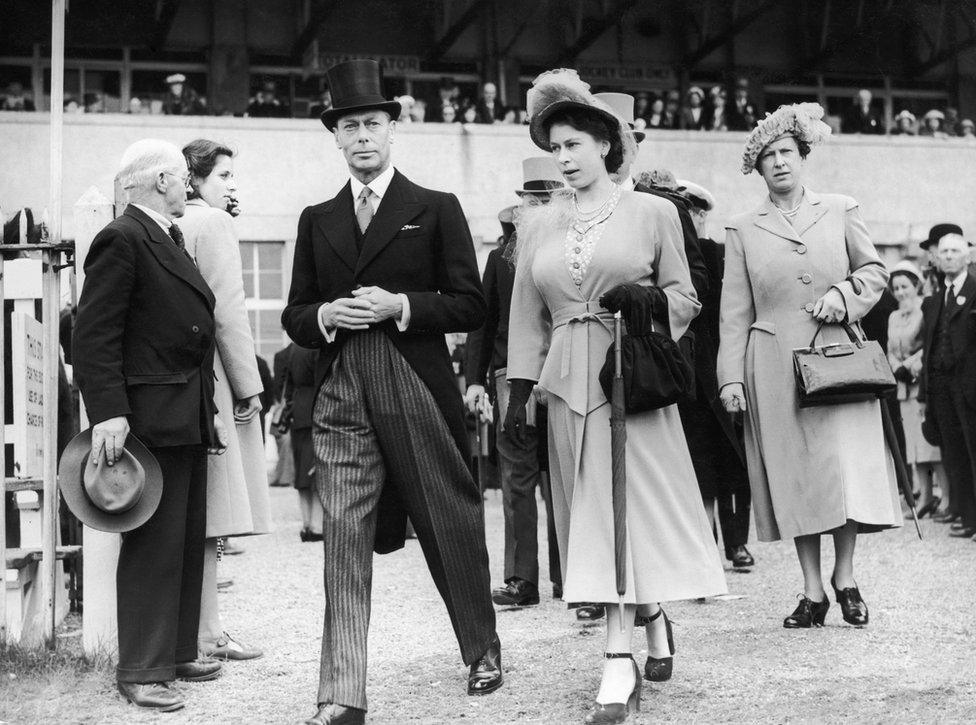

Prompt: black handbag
[
  {"left": 269, "top": 372, "right": 294, "bottom": 437},
  {"left": 598, "top": 285, "right": 695, "bottom": 413},
  {"left": 792, "top": 321, "right": 896, "bottom": 408}
]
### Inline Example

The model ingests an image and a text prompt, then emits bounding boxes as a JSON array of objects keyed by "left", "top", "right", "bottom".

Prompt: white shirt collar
[
  {"left": 947, "top": 270, "right": 968, "bottom": 295},
  {"left": 131, "top": 203, "right": 173, "bottom": 232},
  {"left": 350, "top": 165, "right": 395, "bottom": 205}
]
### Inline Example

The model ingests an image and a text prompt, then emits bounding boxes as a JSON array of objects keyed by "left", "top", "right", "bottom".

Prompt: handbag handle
[{"left": 807, "top": 320, "right": 864, "bottom": 350}]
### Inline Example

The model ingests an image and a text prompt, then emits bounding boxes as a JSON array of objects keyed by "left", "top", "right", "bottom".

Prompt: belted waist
[
  {"left": 550, "top": 301, "right": 614, "bottom": 379},
  {"left": 551, "top": 301, "right": 614, "bottom": 330}
]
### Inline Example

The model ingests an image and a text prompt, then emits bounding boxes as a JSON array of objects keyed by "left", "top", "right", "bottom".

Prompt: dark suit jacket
[
  {"left": 843, "top": 107, "right": 884, "bottom": 134},
  {"left": 73, "top": 205, "right": 217, "bottom": 448},
  {"left": 633, "top": 182, "right": 709, "bottom": 301},
  {"left": 465, "top": 245, "right": 514, "bottom": 388},
  {"left": 281, "top": 169, "right": 486, "bottom": 551},
  {"left": 920, "top": 273, "right": 976, "bottom": 408}
]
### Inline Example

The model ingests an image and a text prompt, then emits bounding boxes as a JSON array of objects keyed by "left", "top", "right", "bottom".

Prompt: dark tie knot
[{"left": 168, "top": 223, "right": 186, "bottom": 250}]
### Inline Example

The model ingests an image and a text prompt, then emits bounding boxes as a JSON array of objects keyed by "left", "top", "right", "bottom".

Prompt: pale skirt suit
[
  {"left": 180, "top": 199, "right": 271, "bottom": 537},
  {"left": 508, "top": 190, "right": 727, "bottom": 604},
  {"left": 717, "top": 189, "right": 902, "bottom": 542},
  {"left": 887, "top": 300, "right": 942, "bottom": 464}
]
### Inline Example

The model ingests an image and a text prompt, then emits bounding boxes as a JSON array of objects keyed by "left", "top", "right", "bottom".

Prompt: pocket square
[{"left": 401, "top": 224, "right": 421, "bottom": 231}]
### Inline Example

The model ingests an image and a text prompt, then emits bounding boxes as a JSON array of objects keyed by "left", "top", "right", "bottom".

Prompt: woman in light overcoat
[
  {"left": 718, "top": 104, "right": 901, "bottom": 630},
  {"left": 507, "top": 70, "right": 726, "bottom": 725},
  {"left": 181, "top": 139, "right": 271, "bottom": 660}
]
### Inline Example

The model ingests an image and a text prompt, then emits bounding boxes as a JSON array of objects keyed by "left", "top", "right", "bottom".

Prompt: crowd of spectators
[{"left": 3, "top": 74, "right": 976, "bottom": 140}]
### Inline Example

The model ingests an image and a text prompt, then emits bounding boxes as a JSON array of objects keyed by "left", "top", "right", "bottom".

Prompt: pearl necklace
[{"left": 565, "top": 184, "right": 622, "bottom": 286}]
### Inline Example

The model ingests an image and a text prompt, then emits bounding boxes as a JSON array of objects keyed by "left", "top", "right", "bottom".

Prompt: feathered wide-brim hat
[
  {"left": 741, "top": 102, "right": 832, "bottom": 174},
  {"left": 527, "top": 69, "right": 638, "bottom": 171}
]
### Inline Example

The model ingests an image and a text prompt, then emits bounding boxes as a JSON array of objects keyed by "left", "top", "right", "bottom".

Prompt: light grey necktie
[{"left": 356, "top": 187, "right": 374, "bottom": 234}]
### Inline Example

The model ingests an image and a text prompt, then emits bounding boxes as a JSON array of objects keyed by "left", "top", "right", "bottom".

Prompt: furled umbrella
[
  {"left": 879, "top": 398, "right": 922, "bottom": 540},
  {"left": 610, "top": 311, "right": 629, "bottom": 631}
]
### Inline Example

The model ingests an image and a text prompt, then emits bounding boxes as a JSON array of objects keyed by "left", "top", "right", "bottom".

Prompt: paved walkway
[{"left": 5, "top": 486, "right": 976, "bottom": 723}]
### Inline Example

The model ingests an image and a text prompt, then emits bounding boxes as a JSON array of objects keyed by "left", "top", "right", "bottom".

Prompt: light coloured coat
[
  {"left": 508, "top": 191, "right": 727, "bottom": 604},
  {"left": 718, "top": 189, "right": 902, "bottom": 541},
  {"left": 180, "top": 199, "right": 271, "bottom": 537}
]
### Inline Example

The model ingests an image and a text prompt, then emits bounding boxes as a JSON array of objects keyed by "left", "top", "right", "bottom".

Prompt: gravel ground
[{"left": 3, "top": 486, "right": 975, "bottom": 724}]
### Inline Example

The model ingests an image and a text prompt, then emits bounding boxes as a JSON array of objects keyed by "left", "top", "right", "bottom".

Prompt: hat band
[
  {"left": 522, "top": 179, "right": 563, "bottom": 192},
  {"left": 330, "top": 94, "right": 396, "bottom": 112}
]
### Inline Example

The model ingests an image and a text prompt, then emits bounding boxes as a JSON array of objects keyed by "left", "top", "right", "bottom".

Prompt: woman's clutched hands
[
  {"left": 812, "top": 287, "right": 847, "bottom": 323},
  {"left": 720, "top": 383, "right": 747, "bottom": 413}
]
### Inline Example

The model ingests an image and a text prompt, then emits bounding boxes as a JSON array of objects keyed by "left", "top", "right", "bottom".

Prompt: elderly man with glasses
[{"left": 73, "top": 138, "right": 229, "bottom": 712}]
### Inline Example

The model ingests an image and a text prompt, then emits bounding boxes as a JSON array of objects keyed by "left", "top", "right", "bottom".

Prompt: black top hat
[
  {"left": 320, "top": 59, "right": 402, "bottom": 131},
  {"left": 922, "top": 222, "right": 963, "bottom": 250}
]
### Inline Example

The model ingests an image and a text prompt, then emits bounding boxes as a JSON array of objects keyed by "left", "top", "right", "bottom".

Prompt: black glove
[
  {"left": 599, "top": 284, "right": 668, "bottom": 335},
  {"left": 504, "top": 378, "right": 535, "bottom": 446}
]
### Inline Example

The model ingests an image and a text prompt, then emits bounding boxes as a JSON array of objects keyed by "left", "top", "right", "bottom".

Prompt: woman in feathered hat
[
  {"left": 505, "top": 69, "right": 727, "bottom": 724},
  {"left": 718, "top": 103, "right": 901, "bottom": 631}
]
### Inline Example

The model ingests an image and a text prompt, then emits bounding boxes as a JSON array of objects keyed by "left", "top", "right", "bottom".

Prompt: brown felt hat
[{"left": 58, "top": 428, "right": 163, "bottom": 533}]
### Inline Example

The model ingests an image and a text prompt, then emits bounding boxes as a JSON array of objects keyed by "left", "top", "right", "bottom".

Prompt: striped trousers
[{"left": 312, "top": 330, "right": 496, "bottom": 711}]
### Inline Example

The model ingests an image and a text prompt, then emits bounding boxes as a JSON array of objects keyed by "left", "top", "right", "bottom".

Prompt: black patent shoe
[
  {"left": 783, "top": 594, "right": 829, "bottom": 628},
  {"left": 491, "top": 577, "right": 540, "bottom": 607},
  {"left": 468, "top": 636, "right": 503, "bottom": 695},
  {"left": 725, "top": 544, "right": 756, "bottom": 569},
  {"left": 584, "top": 653, "right": 641, "bottom": 724},
  {"left": 830, "top": 577, "right": 869, "bottom": 626},
  {"left": 635, "top": 608, "right": 675, "bottom": 682}
]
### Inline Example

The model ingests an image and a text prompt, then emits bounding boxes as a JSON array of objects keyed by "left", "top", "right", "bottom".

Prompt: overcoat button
[
  {"left": 801, "top": 274, "right": 812, "bottom": 284},
  {"left": 192, "top": 325, "right": 200, "bottom": 333},
  {"left": 796, "top": 245, "right": 807, "bottom": 254},
  {"left": 804, "top": 303, "right": 815, "bottom": 313},
  {"left": 573, "top": 262, "right": 580, "bottom": 269}
]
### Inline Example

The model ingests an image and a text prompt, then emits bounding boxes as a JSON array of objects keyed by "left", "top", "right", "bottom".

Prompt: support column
[{"left": 208, "top": 0, "right": 251, "bottom": 116}]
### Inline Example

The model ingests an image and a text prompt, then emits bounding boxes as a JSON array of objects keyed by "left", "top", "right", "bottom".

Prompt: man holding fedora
[
  {"left": 920, "top": 226, "right": 976, "bottom": 540},
  {"left": 71, "top": 139, "right": 228, "bottom": 712},
  {"left": 281, "top": 59, "right": 501, "bottom": 725},
  {"left": 464, "top": 157, "right": 565, "bottom": 609}
]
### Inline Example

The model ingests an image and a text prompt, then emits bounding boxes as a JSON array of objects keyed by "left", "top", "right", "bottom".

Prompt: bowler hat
[
  {"left": 515, "top": 156, "right": 565, "bottom": 196},
  {"left": 58, "top": 428, "right": 163, "bottom": 533},
  {"left": 593, "top": 92, "right": 645, "bottom": 142},
  {"left": 921, "top": 223, "right": 963, "bottom": 250},
  {"left": 320, "top": 59, "right": 401, "bottom": 131}
]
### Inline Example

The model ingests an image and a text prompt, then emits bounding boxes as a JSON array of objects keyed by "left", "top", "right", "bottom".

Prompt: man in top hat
[
  {"left": 281, "top": 59, "right": 501, "bottom": 725},
  {"left": 464, "top": 157, "right": 565, "bottom": 610},
  {"left": 675, "top": 179, "right": 756, "bottom": 569},
  {"left": 72, "top": 139, "right": 228, "bottom": 712},
  {"left": 919, "top": 226, "right": 976, "bottom": 539}
]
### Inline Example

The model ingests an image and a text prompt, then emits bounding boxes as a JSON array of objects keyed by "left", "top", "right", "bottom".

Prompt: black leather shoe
[
  {"left": 305, "top": 703, "right": 366, "bottom": 725},
  {"left": 491, "top": 578, "right": 540, "bottom": 607},
  {"left": 174, "top": 658, "right": 222, "bottom": 682},
  {"left": 830, "top": 577, "right": 868, "bottom": 626},
  {"left": 635, "top": 608, "right": 675, "bottom": 682},
  {"left": 783, "top": 595, "right": 829, "bottom": 628},
  {"left": 912, "top": 497, "right": 941, "bottom": 519},
  {"left": 584, "top": 653, "right": 641, "bottom": 724},
  {"left": 117, "top": 681, "right": 185, "bottom": 712},
  {"left": 467, "top": 636, "right": 503, "bottom": 695},
  {"left": 725, "top": 545, "right": 755, "bottom": 569},
  {"left": 949, "top": 526, "right": 976, "bottom": 538},
  {"left": 575, "top": 604, "right": 606, "bottom": 621},
  {"left": 933, "top": 511, "right": 960, "bottom": 524}
]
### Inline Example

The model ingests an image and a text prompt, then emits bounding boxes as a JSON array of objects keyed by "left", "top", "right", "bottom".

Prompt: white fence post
[{"left": 73, "top": 187, "right": 121, "bottom": 656}]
